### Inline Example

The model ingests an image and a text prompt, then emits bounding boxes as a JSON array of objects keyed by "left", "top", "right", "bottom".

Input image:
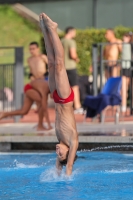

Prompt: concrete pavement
[
  {"left": 0, "top": 122, "right": 133, "bottom": 151},
  {"left": 0, "top": 108, "right": 133, "bottom": 151}
]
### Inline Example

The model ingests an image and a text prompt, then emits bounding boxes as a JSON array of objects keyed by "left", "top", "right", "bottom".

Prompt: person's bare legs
[
  {"left": 41, "top": 13, "right": 70, "bottom": 98},
  {"left": 72, "top": 86, "right": 81, "bottom": 109},
  {"left": 105, "top": 70, "right": 109, "bottom": 80},
  {"left": 37, "top": 105, "right": 52, "bottom": 130},
  {"left": 25, "top": 90, "right": 48, "bottom": 130},
  {"left": 121, "top": 76, "right": 127, "bottom": 113},
  {"left": 27, "top": 90, "right": 49, "bottom": 130},
  {"left": 37, "top": 106, "right": 52, "bottom": 130},
  {"left": 0, "top": 89, "right": 48, "bottom": 131},
  {"left": 39, "top": 15, "right": 56, "bottom": 94},
  {"left": 30, "top": 80, "right": 52, "bottom": 130},
  {"left": 112, "top": 66, "right": 120, "bottom": 77},
  {"left": 0, "top": 95, "right": 33, "bottom": 120},
  {"left": 121, "top": 76, "right": 130, "bottom": 114}
]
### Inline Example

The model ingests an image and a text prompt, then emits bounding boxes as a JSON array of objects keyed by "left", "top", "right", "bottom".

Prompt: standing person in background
[
  {"left": 129, "top": 33, "right": 133, "bottom": 111},
  {"left": 130, "top": 32, "right": 133, "bottom": 61},
  {"left": 104, "top": 28, "right": 122, "bottom": 79},
  {"left": 61, "top": 27, "right": 83, "bottom": 114},
  {"left": 121, "top": 33, "right": 132, "bottom": 114},
  {"left": 28, "top": 41, "right": 48, "bottom": 81},
  {"left": 27, "top": 41, "right": 49, "bottom": 113}
]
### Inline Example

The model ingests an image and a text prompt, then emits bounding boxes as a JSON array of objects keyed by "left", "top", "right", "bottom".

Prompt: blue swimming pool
[{"left": 0, "top": 151, "right": 133, "bottom": 200}]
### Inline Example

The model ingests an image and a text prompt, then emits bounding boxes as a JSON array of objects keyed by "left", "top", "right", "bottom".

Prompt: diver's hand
[{"left": 66, "top": 164, "right": 73, "bottom": 176}]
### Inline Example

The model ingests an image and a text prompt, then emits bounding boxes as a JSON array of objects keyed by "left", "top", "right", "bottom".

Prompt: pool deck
[
  {"left": 1, "top": 122, "right": 133, "bottom": 151},
  {"left": 0, "top": 108, "right": 133, "bottom": 151}
]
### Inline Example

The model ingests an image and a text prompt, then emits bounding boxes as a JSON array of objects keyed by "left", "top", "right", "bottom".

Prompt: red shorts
[
  {"left": 53, "top": 88, "right": 74, "bottom": 104},
  {"left": 24, "top": 84, "right": 33, "bottom": 93}
]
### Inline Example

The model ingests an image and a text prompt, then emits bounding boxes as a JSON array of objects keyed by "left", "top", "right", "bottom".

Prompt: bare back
[{"left": 28, "top": 54, "right": 47, "bottom": 79}]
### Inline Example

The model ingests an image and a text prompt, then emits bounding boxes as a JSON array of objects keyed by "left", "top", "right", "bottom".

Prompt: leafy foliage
[
  {"left": 0, "top": 5, "right": 40, "bottom": 66},
  {"left": 0, "top": 5, "right": 41, "bottom": 84},
  {"left": 41, "top": 27, "right": 133, "bottom": 75}
]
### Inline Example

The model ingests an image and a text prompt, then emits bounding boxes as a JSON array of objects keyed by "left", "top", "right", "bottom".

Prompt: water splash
[
  {"left": 104, "top": 169, "right": 133, "bottom": 174},
  {"left": 124, "top": 154, "right": 133, "bottom": 157},
  {"left": 80, "top": 145, "right": 133, "bottom": 152},
  {"left": 40, "top": 167, "right": 79, "bottom": 182},
  {"left": 13, "top": 159, "right": 39, "bottom": 169},
  {"left": 12, "top": 158, "right": 56, "bottom": 169}
]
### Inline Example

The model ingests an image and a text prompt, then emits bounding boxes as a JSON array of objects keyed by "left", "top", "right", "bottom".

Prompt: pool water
[{"left": 0, "top": 151, "right": 133, "bottom": 200}]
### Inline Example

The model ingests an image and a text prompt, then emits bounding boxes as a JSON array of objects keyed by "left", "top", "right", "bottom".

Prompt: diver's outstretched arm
[{"left": 66, "top": 142, "right": 78, "bottom": 175}]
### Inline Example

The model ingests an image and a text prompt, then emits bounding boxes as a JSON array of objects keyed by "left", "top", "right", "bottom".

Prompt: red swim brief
[
  {"left": 53, "top": 88, "right": 74, "bottom": 104},
  {"left": 24, "top": 84, "right": 33, "bottom": 93}
]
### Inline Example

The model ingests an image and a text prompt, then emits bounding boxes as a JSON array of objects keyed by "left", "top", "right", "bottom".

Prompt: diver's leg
[
  {"left": 39, "top": 14, "right": 56, "bottom": 93},
  {"left": 42, "top": 13, "right": 70, "bottom": 98}
]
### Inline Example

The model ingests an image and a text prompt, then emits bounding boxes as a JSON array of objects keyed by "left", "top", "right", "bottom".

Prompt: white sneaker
[
  {"left": 121, "top": 106, "right": 126, "bottom": 112},
  {"left": 74, "top": 107, "right": 84, "bottom": 114}
]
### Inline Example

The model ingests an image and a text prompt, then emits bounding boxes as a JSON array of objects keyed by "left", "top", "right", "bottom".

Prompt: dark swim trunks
[
  {"left": 66, "top": 69, "right": 78, "bottom": 87},
  {"left": 105, "top": 65, "right": 117, "bottom": 76},
  {"left": 121, "top": 68, "right": 131, "bottom": 78}
]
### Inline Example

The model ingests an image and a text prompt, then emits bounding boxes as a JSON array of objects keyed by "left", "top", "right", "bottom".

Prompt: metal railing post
[
  {"left": 14, "top": 47, "right": 24, "bottom": 122},
  {"left": 130, "top": 68, "right": 133, "bottom": 115},
  {"left": 99, "top": 44, "right": 103, "bottom": 122},
  {"left": 92, "top": 44, "right": 98, "bottom": 96},
  {"left": 99, "top": 44, "right": 103, "bottom": 92}
]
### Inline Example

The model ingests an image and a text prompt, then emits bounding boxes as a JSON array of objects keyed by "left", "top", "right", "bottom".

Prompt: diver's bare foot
[
  {"left": 41, "top": 13, "right": 58, "bottom": 30},
  {"left": 39, "top": 14, "right": 45, "bottom": 32}
]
